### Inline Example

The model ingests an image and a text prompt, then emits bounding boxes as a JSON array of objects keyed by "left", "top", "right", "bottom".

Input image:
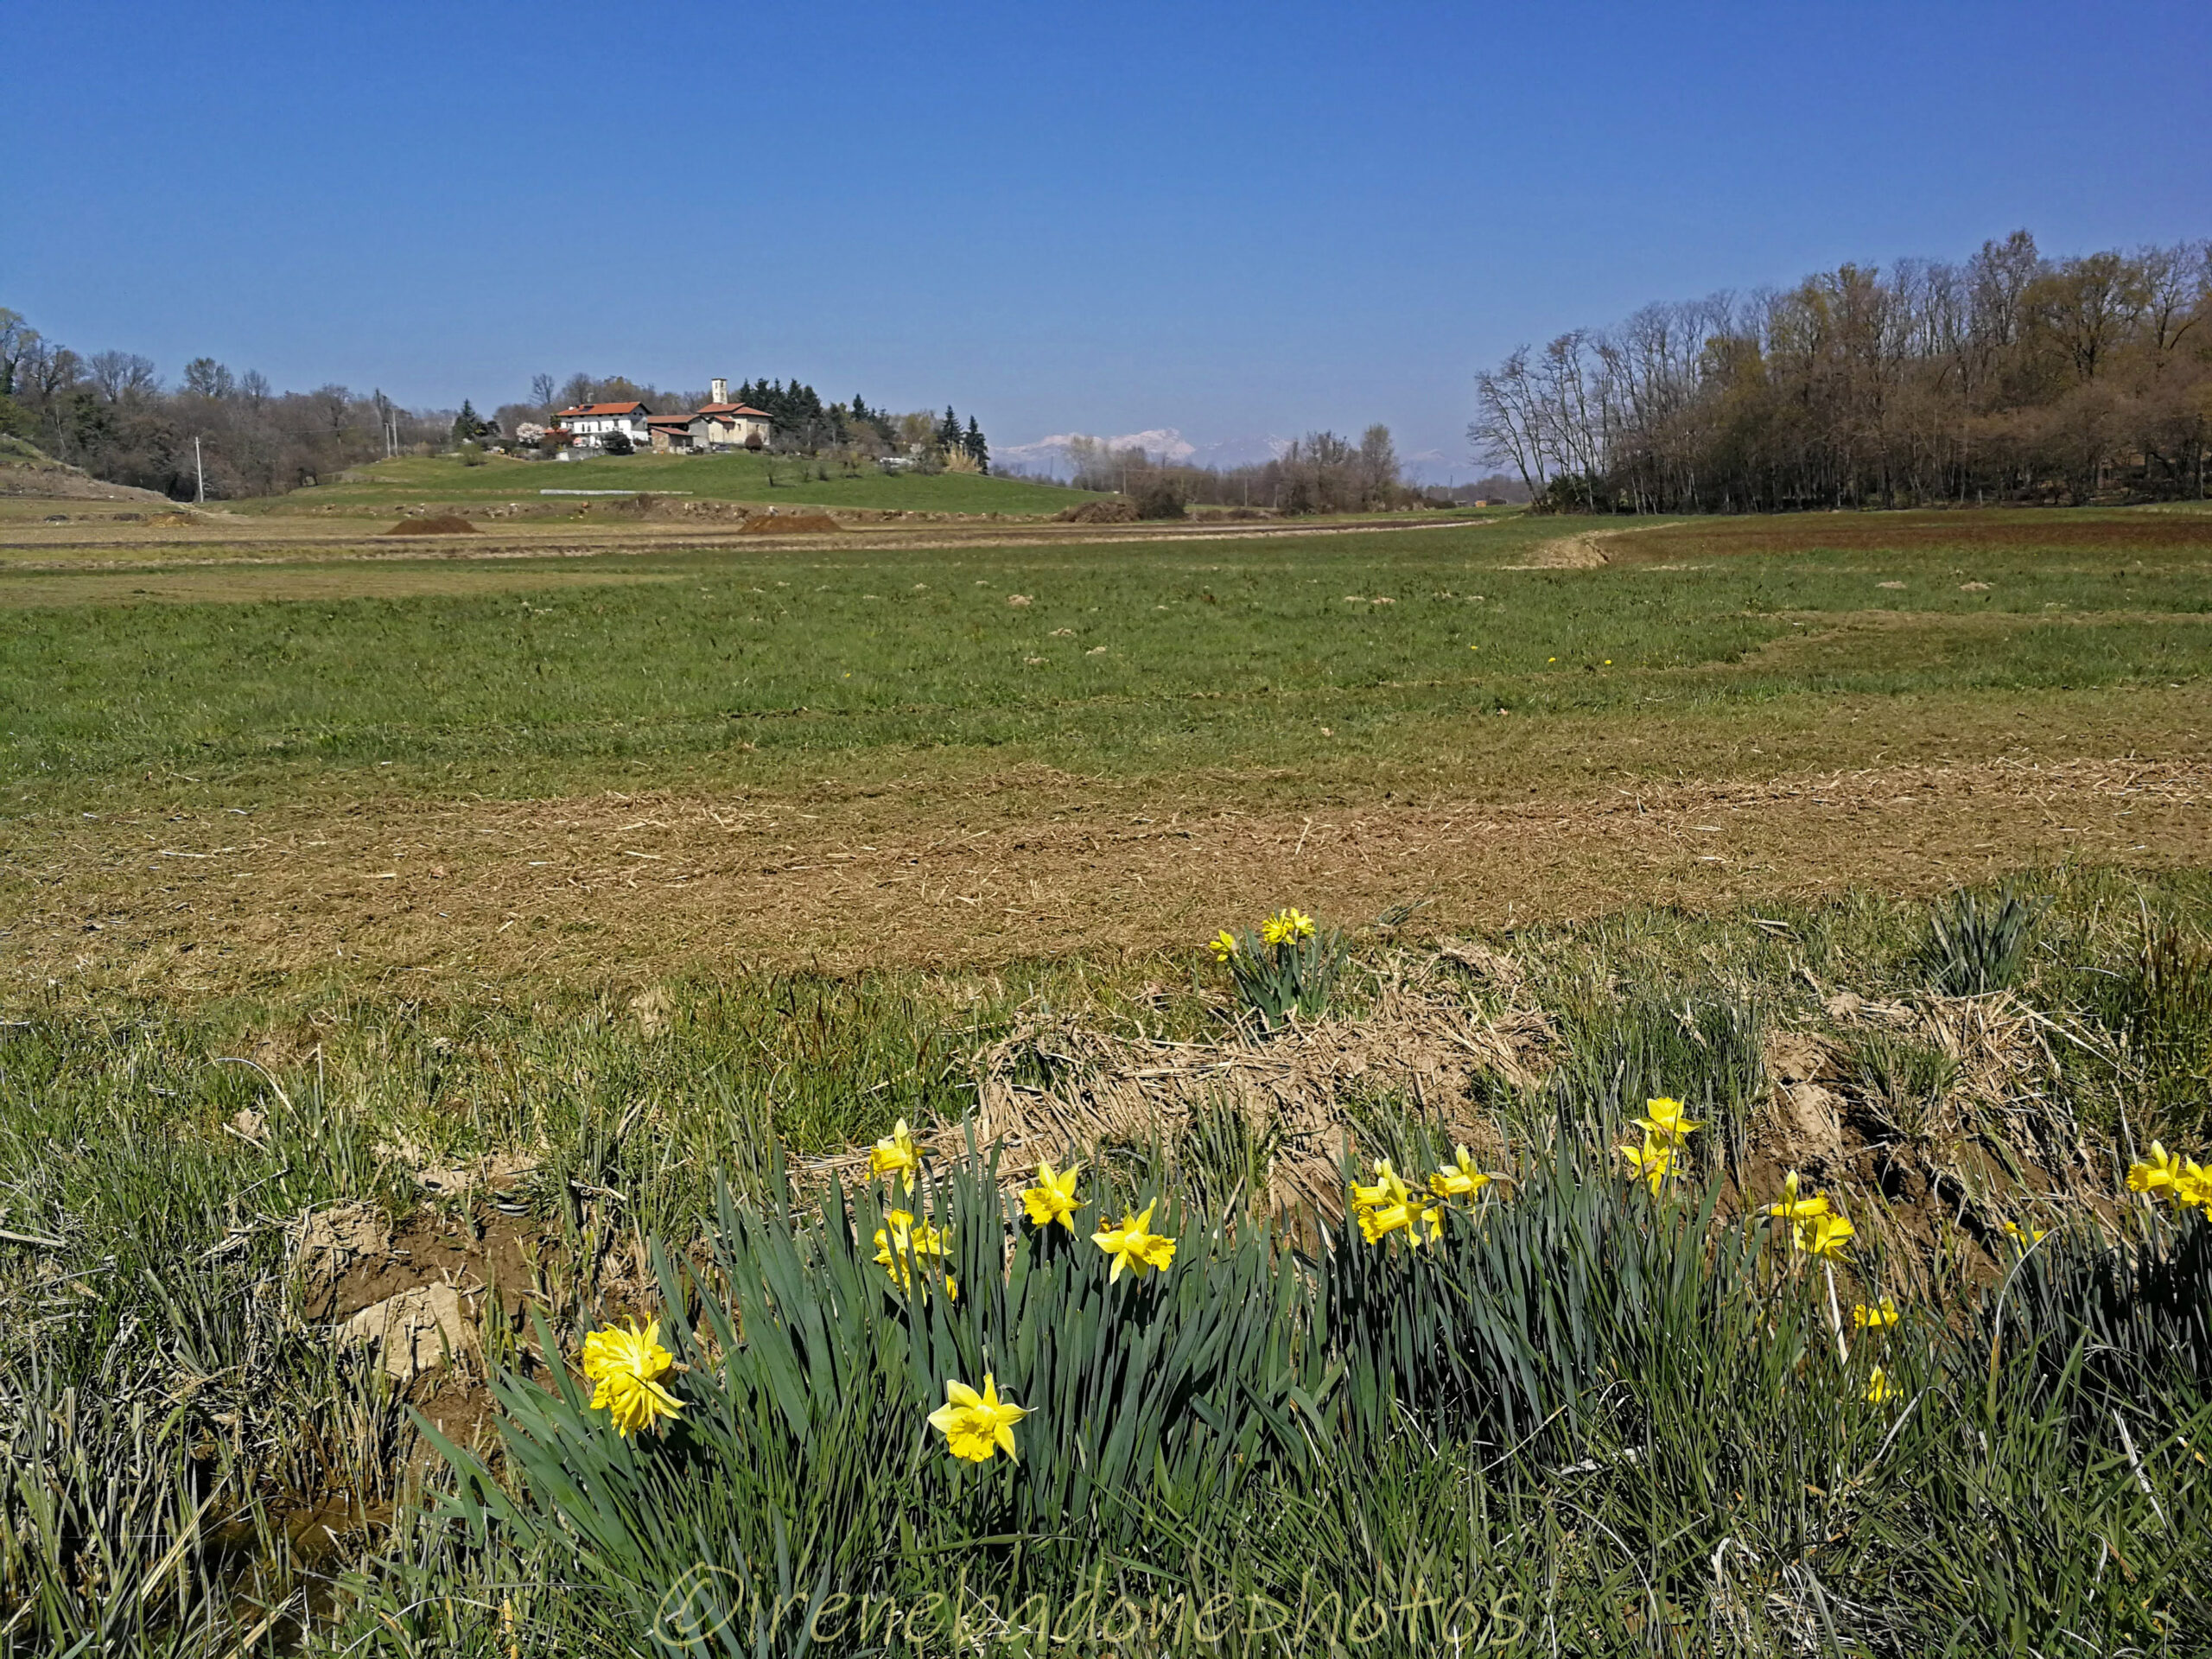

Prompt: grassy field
[
  {"left": 229, "top": 449, "right": 1109, "bottom": 516},
  {"left": 2, "top": 503, "right": 2209, "bottom": 1654}
]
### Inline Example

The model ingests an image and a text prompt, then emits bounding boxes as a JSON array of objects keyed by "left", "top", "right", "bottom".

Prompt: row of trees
[
  {"left": 1047, "top": 425, "right": 1416, "bottom": 514},
  {"left": 0, "top": 309, "right": 448, "bottom": 497},
  {"left": 1471, "top": 231, "right": 2212, "bottom": 512}
]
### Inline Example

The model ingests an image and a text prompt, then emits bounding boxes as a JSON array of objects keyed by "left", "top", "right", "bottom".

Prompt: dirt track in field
[
  {"left": 0, "top": 509, "right": 1493, "bottom": 576},
  {"left": 5, "top": 755, "right": 2202, "bottom": 997}
]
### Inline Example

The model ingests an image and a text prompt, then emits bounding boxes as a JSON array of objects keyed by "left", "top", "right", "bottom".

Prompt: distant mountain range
[
  {"left": 994, "top": 429, "right": 1292, "bottom": 477},
  {"left": 997, "top": 428, "right": 1469, "bottom": 486}
]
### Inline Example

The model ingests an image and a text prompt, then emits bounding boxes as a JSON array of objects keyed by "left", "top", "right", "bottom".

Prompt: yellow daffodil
[
  {"left": 874, "top": 1209, "right": 957, "bottom": 1300},
  {"left": 1796, "top": 1211, "right": 1856, "bottom": 1261},
  {"left": 1766, "top": 1169, "right": 1832, "bottom": 1224},
  {"left": 580, "top": 1317, "right": 683, "bottom": 1437},
  {"left": 928, "top": 1372, "right": 1028, "bottom": 1464},
  {"left": 2175, "top": 1158, "right": 2212, "bottom": 1213},
  {"left": 1020, "top": 1160, "right": 1083, "bottom": 1232},
  {"left": 1618, "top": 1132, "right": 1675, "bottom": 1196},
  {"left": 1092, "top": 1200, "right": 1177, "bottom": 1282},
  {"left": 1427, "top": 1144, "right": 1492, "bottom": 1203},
  {"left": 2126, "top": 1141, "right": 2183, "bottom": 1199},
  {"left": 1864, "top": 1366, "right": 1895, "bottom": 1404},
  {"left": 868, "top": 1117, "right": 922, "bottom": 1192},
  {"left": 1351, "top": 1158, "right": 1409, "bottom": 1216},
  {"left": 1357, "top": 1187, "right": 1446, "bottom": 1246},
  {"left": 1852, "top": 1296, "right": 1900, "bottom": 1330},
  {"left": 1260, "top": 907, "right": 1316, "bottom": 946},
  {"left": 2003, "top": 1220, "right": 2049, "bottom": 1249},
  {"left": 1634, "top": 1096, "right": 1705, "bottom": 1142},
  {"left": 1207, "top": 929, "right": 1240, "bottom": 963}
]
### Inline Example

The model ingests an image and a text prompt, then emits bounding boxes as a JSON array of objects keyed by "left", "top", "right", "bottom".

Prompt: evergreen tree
[
  {"left": 964, "top": 416, "right": 989, "bottom": 474},
  {"left": 937, "top": 405, "right": 961, "bottom": 449},
  {"left": 451, "top": 398, "right": 482, "bottom": 448}
]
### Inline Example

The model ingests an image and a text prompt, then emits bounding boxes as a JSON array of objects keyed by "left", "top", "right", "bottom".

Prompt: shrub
[
  {"left": 601, "top": 429, "right": 633, "bottom": 456},
  {"left": 1133, "top": 480, "right": 1187, "bottom": 519}
]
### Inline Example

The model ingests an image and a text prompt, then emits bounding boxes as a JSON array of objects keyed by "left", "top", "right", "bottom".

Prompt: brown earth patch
[
  {"left": 1620, "top": 510, "right": 2212, "bottom": 561},
  {"left": 6, "top": 753, "right": 2203, "bottom": 998},
  {"left": 382, "top": 515, "right": 477, "bottom": 535},
  {"left": 738, "top": 512, "right": 842, "bottom": 534},
  {"left": 0, "top": 459, "right": 179, "bottom": 505},
  {"left": 0, "top": 564, "right": 691, "bottom": 607},
  {"left": 1503, "top": 528, "right": 1631, "bottom": 569}
]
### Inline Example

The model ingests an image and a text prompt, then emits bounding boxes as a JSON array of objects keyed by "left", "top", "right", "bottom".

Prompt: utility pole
[{"left": 194, "top": 436, "right": 205, "bottom": 504}]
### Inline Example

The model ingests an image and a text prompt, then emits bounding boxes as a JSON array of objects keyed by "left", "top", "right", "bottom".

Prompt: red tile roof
[
  {"left": 696, "top": 403, "right": 772, "bottom": 418},
  {"left": 556, "top": 402, "right": 649, "bottom": 417}
]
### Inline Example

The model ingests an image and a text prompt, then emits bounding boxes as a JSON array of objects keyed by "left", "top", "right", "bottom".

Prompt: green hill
[{"left": 250, "top": 451, "right": 1098, "bottom": 516}]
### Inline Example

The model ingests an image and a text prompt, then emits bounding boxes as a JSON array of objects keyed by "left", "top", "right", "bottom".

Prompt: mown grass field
[{"left": 2, "top": 504, "right": 2209, "bottom": 1655}]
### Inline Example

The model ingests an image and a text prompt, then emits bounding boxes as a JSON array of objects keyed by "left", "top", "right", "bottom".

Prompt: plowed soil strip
[{"left": 5, "top": 757, "right": 2202, "bottom": 995}]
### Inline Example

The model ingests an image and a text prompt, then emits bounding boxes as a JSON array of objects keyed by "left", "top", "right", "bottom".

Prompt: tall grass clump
[
  {"left": 2107, "top": 920, "right": 2212, "bottom": 1135},
  {"left": 1923, "top": 886, "right": 2044, "bottom": 996},
  {"left": 1552, "top": 992, "right": 1767, "bottom": 1175}
]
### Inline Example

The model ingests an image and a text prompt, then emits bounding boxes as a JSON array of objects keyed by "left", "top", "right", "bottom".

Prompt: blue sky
[{"left": 9, "top": 1, "right": 2206, "bottom": 475}]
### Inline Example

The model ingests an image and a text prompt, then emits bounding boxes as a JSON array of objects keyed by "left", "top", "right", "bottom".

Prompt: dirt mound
[
  {"left": 0, "top": 456, "right": 179, "bottom": 505},
  {"left": 798, "top": 950, "right": 2101, "bottom": 1288},
  {"left": 144, "top": 511, "right": 198, "bottom": 528},
  {"left": 382, "top": 515, "right": 478, "bottom": 535},
  {"left": 809, "top": 951, "right": 1554, "bottom": 1219},
  {"left": 1058, "top": 499, "right": 1139, "bottom": 524},
  {"left": 739, "top": 512, "right": 842, "bottom": 535}
]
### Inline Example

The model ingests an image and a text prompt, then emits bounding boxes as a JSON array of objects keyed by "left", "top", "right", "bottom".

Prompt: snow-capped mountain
[{"left": 995, "top": 429, "right": 1292, "bottom": 477}]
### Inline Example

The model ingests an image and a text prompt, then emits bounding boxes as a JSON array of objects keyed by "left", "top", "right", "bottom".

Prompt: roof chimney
[{"left": 710, "top": 377, "right": 728, "bottom": 405}]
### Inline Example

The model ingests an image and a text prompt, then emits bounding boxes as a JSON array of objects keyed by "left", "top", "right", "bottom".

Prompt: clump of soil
[
  {"left": 1058, "top": 499, "right": 1139, "bottom": 524},
  {"left": 383, "top": 515, "right": 478, "bottom": 535},
  {"left": 812, "top": 950, "right": 1554, "bottom": 1222},
  {"left": 144, "top": 511, "right": 200, "bottom": 528},
  {"left": 739, "top": 512, "right": 842, "bottom": 534}
]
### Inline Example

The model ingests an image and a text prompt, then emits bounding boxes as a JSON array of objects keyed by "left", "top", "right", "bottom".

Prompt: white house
[{"left": 554, "top": 401, "right": 652, "bottom": 450}]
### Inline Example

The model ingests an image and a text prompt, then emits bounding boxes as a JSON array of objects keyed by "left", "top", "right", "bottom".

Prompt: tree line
[
  {"left": 1470, "top": 231, "right": 2211, "bottom": 512},
  {"left": 0, "top": 308, "right": 452, "bottom": 498}
]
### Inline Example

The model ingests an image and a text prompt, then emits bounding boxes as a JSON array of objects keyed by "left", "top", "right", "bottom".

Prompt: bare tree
[
  {"left": 87, "top": 350, "right": 158, "bottom": 402},
  {"left": 0, "top": 309, "right": 36, "bottom": 397},
  {"left": 181, "top": 358, "right": 235, "bottom": 399},
  {"left": 1357, "top": 423, "right": 1401, "bottom": 505}
]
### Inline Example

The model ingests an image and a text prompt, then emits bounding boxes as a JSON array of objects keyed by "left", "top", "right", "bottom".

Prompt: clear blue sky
[{"left": 9, "top": 1, "right": 2206, "bottom": 474}]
